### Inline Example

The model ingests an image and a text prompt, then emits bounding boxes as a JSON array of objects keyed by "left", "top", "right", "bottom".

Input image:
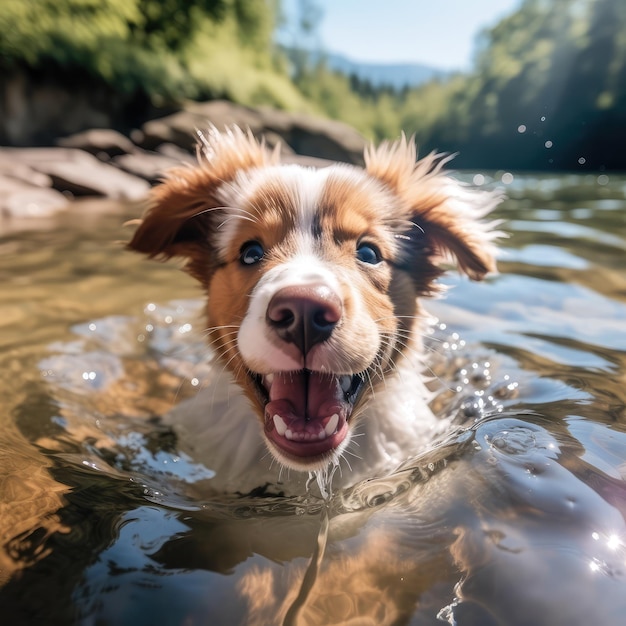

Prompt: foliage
[
  {"left": 288, "top": 0, "right": 626, "bottom": 169},
  {"left": 0, "top": 0, "right": 309, "bottom": 110},
  {"left": 401, "top": 0, "right": 626, "bottom": 169}
]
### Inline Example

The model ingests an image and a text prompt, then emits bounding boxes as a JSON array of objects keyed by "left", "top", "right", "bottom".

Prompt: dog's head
[{"left": 128, "top": 127, "right": 500, "bottom": 471}]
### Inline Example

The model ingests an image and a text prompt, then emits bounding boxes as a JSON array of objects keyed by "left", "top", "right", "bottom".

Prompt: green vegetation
[
  {"left": 407, "top": 0, "right": 626, "bottom": 170},
  {"left": 1, "top": 0, "right": 625, "bottom": 169},
  {"left": 0, "top": 0, "right": 307, "bottom": 109},
  {"left": 291, "top": 0, "right": 626, "bottom": 170}
]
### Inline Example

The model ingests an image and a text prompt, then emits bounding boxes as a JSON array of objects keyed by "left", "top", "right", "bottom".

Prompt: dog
[{"left": 128, "top": 126, "right": 501, "bottom": 495}]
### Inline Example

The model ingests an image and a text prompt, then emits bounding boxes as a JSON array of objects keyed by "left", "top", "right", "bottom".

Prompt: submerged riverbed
[{"left": 0, "top": 172, "right": 625, "bottom": 625}]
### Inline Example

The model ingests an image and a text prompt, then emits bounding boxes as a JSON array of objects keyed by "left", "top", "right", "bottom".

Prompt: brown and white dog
[{"left": 128, "top": 126, "right": 501, "bottom": 494}]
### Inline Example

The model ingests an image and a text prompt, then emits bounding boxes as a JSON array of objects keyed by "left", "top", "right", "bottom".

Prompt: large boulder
[
  {"left": 0, "top": 148, "right": 149, "bottom": 199},
  {"left": 113, "top": 148, "right": 193, "bottom": 184},
  {"left": 139, "top": 100, "right": 366, "bottom": 165},
  {"left": 0, "top": 100, "right": 369, "bottom": 220},
  {"left": 57, "top": 128, "right": 137, "bottom": 158},
  {"left": 0, "top": 152, "right": 69, "bottom": 217},
  {"left": 0, "top": 175, "right": 68, "bottom": 217}
]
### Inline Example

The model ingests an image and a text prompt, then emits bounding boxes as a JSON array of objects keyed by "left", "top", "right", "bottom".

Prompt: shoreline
[{"left": 0, "top": 100, "right": 365, "bottom": 221}]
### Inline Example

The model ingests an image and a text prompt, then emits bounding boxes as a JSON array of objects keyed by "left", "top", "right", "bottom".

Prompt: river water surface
[{"left": 0, "top": 173, "right": 625, "bottom": 625}]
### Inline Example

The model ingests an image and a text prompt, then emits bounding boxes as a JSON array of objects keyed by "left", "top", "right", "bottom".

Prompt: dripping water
[{"left": 282, "top": 461, "right": 338, "bottom": 626}]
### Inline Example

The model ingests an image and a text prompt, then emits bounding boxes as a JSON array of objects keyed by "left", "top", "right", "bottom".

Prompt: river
[{"left": 0, "top": 172, "right": 625, "bottom": 625}]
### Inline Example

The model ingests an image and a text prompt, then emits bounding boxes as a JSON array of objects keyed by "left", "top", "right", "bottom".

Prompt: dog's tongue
[
  {"left": 264, "top": 371, "right": 350, "bottom": 455},
  {"left": 268, "top": 371, "right": 343, "bottom": 420}
]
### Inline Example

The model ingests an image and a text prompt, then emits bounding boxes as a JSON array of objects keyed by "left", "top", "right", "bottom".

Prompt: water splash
[
  {"left": 437, "top": 597, "right": 459, "bottom": 625},
  {"left": 315, "top": 459, "right": 339, "bottom": 501},
  {"left": 283, "top": 461, "right": 338, "bottom": 625}
]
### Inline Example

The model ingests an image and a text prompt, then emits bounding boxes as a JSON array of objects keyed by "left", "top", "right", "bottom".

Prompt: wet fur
[{"left": 128, "top": 126, "right": 501, "bottom": 493}]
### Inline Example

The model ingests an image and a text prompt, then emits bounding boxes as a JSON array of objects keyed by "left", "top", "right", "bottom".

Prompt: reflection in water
[{"left": 0, "top": 174, "right": 626, "bottom": 624}]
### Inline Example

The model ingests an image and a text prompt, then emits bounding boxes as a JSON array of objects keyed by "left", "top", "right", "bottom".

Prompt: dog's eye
[
  {"left": 356, "top": 242, "right": 382, "bottom": 265},
  {"left": 240, "top": 241, "right": 265, "bottom": 265}
]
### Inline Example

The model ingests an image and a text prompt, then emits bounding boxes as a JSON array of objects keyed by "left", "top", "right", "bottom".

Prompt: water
[{"left": 0, "top": 173, "right": 625, "bottom": 625}]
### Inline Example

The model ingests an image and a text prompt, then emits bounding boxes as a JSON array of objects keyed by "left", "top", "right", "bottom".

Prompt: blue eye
[
  {"left": 240, "top": 241, "right": 264, "bottom": 265},
  {"left": 356, "top": 242, "right": 382, "bottom": 265}
]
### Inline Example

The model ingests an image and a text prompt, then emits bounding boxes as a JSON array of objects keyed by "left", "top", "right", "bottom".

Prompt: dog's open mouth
[{"left": 253, "top": 369, "right": 365, "bottom": 463}]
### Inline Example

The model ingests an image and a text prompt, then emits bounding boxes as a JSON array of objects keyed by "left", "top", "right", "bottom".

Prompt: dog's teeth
[
  {"left": 274, "top": 414, "right": 339, "bottom": 440},
  {"left": 340, "top": 376, "right": 352, "bottom": 392},
  {"left": 273, "top": 414, "right": 287, "bottom": 436},
  {"left": 325, "top": 413, "right": 339, "bottom": 437},
  {"left": 264, "top": 373, "right": 274, "bottom": 387}
]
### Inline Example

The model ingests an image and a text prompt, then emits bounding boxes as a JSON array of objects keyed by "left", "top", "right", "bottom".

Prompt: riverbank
[{"left": 0, "top": 100, "right": 366, "bottom": 220}]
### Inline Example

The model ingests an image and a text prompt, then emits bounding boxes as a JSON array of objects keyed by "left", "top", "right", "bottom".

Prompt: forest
[{"left": 1, "top": 0, "right": 625, "bottom": 170}]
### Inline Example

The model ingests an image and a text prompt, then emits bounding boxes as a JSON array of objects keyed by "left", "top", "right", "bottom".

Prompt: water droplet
[
  {"left": 517, "top": 124, "right": 527, "bottom": 133},
  {"left": 545, "top": 140, "right": 553, "bottom": 148}
]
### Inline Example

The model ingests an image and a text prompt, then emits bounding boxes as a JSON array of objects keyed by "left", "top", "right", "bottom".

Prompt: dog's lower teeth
[
  {"left": 340, "top": 376, "right": 352, "bottom": 392},
  {"left": 273, "top": 413, "right": 339, "bottom": 441},
  {"left": 264, "top": 373, "right": 274, "bottom": 387},
  {"left": 325, "top": 413, "right": 339, "bottom": 436},
  {"left": 273, "top": 414, "right": 287, "bottom": 436}
]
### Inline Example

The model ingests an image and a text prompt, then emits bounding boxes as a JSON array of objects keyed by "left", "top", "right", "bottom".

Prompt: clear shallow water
[{"left": 0, "top": 174, "right": 625, "bottom": 625}]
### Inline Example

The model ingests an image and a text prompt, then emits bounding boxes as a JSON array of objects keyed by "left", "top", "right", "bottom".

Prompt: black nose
[{"left": 266, "top": 284, "right": 342, "bottom": 355}]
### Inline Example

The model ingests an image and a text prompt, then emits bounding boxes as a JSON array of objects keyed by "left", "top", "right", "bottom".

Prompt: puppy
[{"left": 128, "top": 126, "right": 500, "bottom": 494}]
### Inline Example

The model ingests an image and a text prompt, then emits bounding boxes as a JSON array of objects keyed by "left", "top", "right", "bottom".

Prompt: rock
[
  {"left": 140, "top": 111, "right": 205, "bottom": 152},
  {"left": 0, "top": 148, "right": 150, "bottom": 199},
  {"left": 0, "top": 175, "right": 68, "bottom": 217},
  {"left": 156, "top": 143, "right": 197, "bottom": 162},
  {"left": 0, "top": 67, "right": 155, "bottom": 147},
  {"left": 185, "top": 100, "right": 267, "bottom": 136},
  {"left": 57, "top": 128, "right": 137, "bottom": 158},
  {"left": 0, "top": 100, "right": 369, "bottom": 220},
  {"left": 112, "top": 149, "right": 190, "bottom": 184},
  {"left": 139, "top": 100, "right": 366, "bottom": 164},
  {"left": 0, "top": 158, "right": 53, "bottom": 188}
]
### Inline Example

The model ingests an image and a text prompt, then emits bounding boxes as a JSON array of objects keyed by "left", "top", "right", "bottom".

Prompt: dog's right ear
[{"left": 127, "top": 126, "right": 277, "bottom": 282}]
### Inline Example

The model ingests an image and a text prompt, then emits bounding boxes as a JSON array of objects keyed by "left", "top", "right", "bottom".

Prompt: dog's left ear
[{"left": 365, "top": 136, "right": 502, "bottom": 282}]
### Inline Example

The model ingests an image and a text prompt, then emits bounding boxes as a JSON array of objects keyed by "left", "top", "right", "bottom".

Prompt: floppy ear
[
  {"left": 365, "top": 135, "right": 503, "bottom": 283},
  {"left": 127, "top": 126, "right": 277, "bottom": 282}
]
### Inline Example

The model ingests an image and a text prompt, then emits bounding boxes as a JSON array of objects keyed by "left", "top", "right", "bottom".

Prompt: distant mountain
[{"left": 321, "top": 51, "right": 449, "bottom": 89}]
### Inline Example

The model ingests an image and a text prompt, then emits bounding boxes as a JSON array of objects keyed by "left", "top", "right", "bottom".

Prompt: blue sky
[{"left": 278, "top": 0, "right": 522, "bottom": 70}]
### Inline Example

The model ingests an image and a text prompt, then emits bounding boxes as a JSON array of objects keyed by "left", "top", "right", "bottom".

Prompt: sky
[{"left": 278, "top": 0, "right": 522, "bottom": 70}]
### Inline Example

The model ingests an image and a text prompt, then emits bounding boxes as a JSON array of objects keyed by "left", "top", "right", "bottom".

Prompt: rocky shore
[{"left": 0, "top": 100, "right": 366, "bottom": 219}]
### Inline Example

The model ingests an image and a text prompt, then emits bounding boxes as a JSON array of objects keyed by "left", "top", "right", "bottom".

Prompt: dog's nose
[{"left": 266, "top": 284, "right": 342, "bottom": 355}]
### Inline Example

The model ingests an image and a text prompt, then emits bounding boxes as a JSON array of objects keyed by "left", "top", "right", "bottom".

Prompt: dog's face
[{"left": 129, "top": 127, "right": 500, "bottom": 471}]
